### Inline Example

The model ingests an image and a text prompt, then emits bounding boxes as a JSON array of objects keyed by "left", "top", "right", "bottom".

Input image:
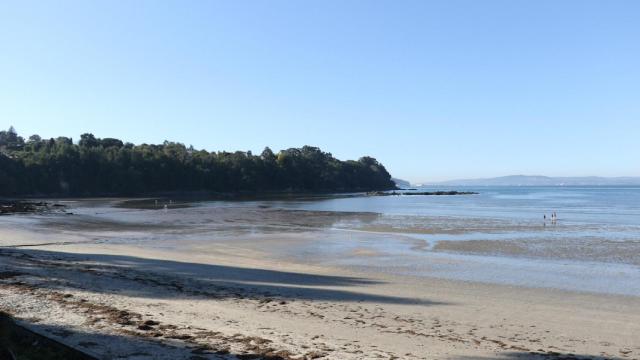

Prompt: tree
[
  {"left": 261, "top": 147, "right": 276, "bottom": 163},
  {"left": 100, "top": 138, "right": 124, "bottom": 148},
  {"left": 0, "top": 129, "right": 396, "bottom": 196},
  {"left": 0, "top": 126, "right": 24, "bottom": 150},
  {"left": 79, "top": 133, "right": 99, "bottom": 148},
  {"left": 28, "top": 135, "right": 42, "bottom": 143}
]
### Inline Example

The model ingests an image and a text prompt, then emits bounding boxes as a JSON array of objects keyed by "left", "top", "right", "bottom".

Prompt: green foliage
[
  {"left": 0, "top": 128, "right": 396, "bottom": 196},
  {"left": 0, "top": 126, "right": 25, "bottom": 151}
]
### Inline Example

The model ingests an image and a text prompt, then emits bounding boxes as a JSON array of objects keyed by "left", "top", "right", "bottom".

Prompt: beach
[
  {"left": 4, "top": 0, "right": 639, "bottom": 357},
  {"left": 0, "top": 196, "right": 639, "bottom": 359}
]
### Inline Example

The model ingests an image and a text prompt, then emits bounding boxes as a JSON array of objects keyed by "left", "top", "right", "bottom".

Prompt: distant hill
[
  {"left": 426, "top": 175, "right": 640, "bottom": 186},
  {"left": 391, "top": 178, "right": 412, "bottom": 188}
]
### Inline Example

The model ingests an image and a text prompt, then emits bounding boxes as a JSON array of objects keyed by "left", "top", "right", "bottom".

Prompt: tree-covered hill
[{"left": 0, "top": 127, "right": 396, "bottom": 196}]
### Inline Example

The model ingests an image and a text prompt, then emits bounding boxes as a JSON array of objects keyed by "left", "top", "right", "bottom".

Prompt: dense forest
[{"left": 0, "top": 127, "right": 396, "bottom": 196}]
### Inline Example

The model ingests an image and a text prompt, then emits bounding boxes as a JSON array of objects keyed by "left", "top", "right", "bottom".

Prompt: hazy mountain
[
  {"left": 391, "top": 178, "right": 412, "bottom": 188},
  {"left": 426, "top": 175, "right": 640, "bottom": 186}
]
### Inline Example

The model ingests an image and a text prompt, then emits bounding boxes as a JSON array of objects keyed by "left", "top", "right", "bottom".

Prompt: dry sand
[{"left": 0, "top": 208, "right": 639, "bottom": 359}]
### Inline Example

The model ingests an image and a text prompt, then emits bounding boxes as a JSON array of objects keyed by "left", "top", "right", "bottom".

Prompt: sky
[{"left": 1, "top": 1, "right": 639, "bottom": 183}]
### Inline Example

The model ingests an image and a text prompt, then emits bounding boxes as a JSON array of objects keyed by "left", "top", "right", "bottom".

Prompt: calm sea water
[
  {"left": 280, "top": 186, "right": 640, "bottom": 226},
  {"left": 264, "top": 186, "right": 640, "bottom": 296}
]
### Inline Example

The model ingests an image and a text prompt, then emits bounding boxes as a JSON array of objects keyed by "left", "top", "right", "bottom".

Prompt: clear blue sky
[{"left": 1, "top": 1, "right": 638, "bottom": 182}]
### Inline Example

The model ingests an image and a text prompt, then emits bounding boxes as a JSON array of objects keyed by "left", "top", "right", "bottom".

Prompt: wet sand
[{"left": 0, "top": 200, "right": 639, "bottom": 359}]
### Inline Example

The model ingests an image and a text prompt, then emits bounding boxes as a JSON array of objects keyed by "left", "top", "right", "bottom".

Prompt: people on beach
[{"left": 544, "top": 213, "right": 559, "bottom": 226}]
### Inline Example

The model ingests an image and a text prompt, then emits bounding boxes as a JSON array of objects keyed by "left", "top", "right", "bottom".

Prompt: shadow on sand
[
  {"left": 0, "top": 248, "right": 446, "bottom": 358},
  {"left": 0, "top": 247, "right": 444, "bottom": 305},
  {"left": 1, "top": 249, "right": 629, "bottom": 360}
]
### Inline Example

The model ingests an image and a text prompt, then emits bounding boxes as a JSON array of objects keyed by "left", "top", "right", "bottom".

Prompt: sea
[
  {"left": 8, "top": 186, "right": 640, "bottom": 297},
  {"left": 261, "top": 186, "right": 640, "bottom": 296}
]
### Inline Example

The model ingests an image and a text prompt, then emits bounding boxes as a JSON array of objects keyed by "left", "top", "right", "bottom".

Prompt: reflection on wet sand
[{"left": 12, "top": 199, "right": 640, "bottom": 271}]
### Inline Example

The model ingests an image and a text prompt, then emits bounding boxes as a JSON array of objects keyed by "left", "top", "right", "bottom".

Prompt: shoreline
[{"left": 0, "top": 201, "right": 638, "bottom": 359}]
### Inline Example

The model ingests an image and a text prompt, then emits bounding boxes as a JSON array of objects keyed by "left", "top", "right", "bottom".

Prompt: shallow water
[
  {"left": 3, "top": 187, "right": 639, "bottom": 296},
  {"left": 257, "top": 186, "right": 640, "bottom": 295},
  {"left": 274, "top": 186, "right": 640, "bottom": 224}
]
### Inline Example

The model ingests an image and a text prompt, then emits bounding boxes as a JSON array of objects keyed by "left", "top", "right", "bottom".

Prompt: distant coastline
[{"left": 421, "top": 175, "right": 640, "bottom": 187}]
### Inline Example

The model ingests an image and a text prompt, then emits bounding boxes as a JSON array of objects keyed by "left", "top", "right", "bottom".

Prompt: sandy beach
[
  {"left": 0, "top": 200, "right": 638, "bottom": 359},
  {"left": 4, "top": 0, "right": 640, "bottom": 357}
]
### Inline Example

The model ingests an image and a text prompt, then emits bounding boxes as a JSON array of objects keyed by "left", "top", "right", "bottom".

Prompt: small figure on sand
[{"left": 163, "top": 204, "right": 168, "bottom": 213}]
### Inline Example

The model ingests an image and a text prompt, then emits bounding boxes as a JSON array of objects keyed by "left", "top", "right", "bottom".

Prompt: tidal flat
[{"left": 0, "top": 196, "right": 639, "bottom": 359}]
